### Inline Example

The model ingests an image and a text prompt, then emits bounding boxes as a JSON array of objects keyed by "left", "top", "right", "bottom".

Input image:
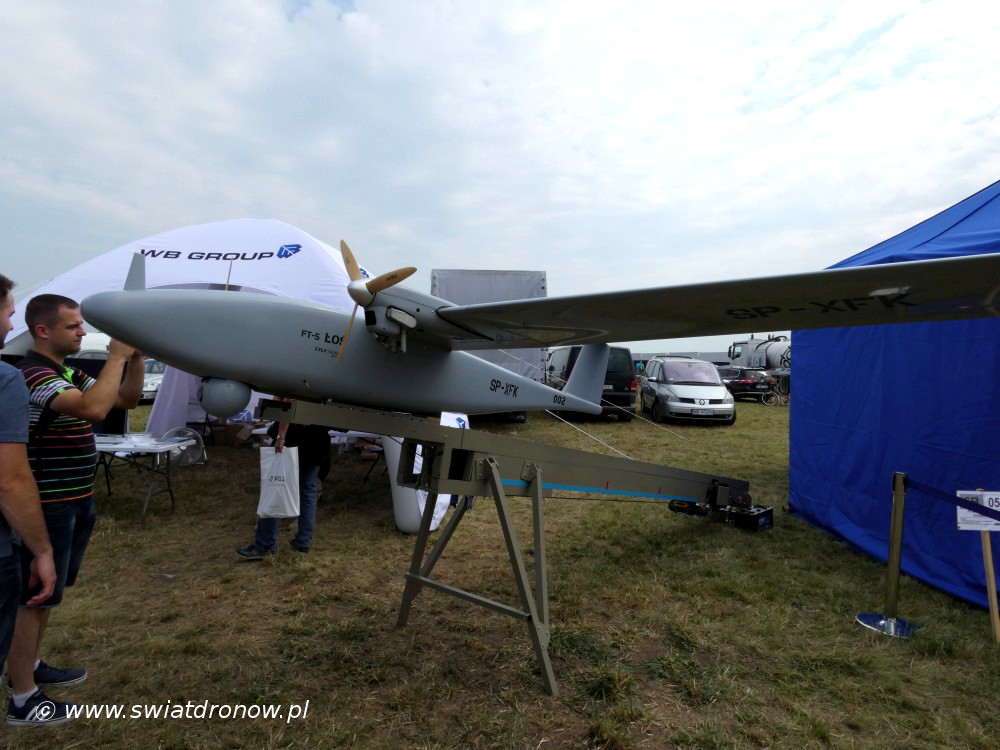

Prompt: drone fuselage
[{"left": 82, "top": 289, "right": 601, "bottom": 416}]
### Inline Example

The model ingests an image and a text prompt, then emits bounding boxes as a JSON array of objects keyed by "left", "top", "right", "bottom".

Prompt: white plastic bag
[{"left": 257, "top": 446, "right": 300, "bottom": 518}]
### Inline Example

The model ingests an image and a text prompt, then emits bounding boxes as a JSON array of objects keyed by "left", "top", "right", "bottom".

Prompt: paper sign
[{"left": 957, "top": 491, "right": 1000, "bottom": 531}]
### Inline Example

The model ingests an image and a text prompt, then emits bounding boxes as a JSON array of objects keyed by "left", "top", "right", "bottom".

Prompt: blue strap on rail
[{"left": 906, "top": 478, "right": 1000, "bottom": 525}]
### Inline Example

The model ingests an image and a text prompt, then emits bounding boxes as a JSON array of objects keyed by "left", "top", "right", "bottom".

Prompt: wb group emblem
[{"left": 277, "top": 244, "right": 302, "bottom": 259}]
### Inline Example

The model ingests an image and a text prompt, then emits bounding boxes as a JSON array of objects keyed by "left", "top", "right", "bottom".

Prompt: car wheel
[
  {"left": 618, "top": 411, "right": 633, "bottom": 423},
  {"left": 651, "top": 399, "right": 666, "bottom": 423}
]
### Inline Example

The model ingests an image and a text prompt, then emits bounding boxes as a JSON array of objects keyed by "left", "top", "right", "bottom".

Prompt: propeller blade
[
  {"left": 366, "top": 266, "right": 417, "bottom": 295},
  {"left": 340, "top": 240, "right": 363, "bottom": 282},
  {"left": 335, "top": 303, "right": 359, "bottom": 366}
]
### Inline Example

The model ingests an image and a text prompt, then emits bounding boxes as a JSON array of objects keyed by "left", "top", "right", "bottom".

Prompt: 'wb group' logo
[{"left": 277, "top": 244, "right": 302, "bottom": 259}]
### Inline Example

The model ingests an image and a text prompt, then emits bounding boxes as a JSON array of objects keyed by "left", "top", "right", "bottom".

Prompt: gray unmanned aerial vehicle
[{"left": 82, "top": 241, "right": 1000, "bottom": 419}]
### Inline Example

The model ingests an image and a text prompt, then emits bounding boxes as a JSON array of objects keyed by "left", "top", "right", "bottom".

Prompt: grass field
[{"left": 5, "top": 402, "right": 999, "bottom": 749}]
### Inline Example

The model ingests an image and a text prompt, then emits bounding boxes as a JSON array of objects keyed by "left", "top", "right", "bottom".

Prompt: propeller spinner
[{"left": 336, "top": 240, "right": 416, "bottom": 364}]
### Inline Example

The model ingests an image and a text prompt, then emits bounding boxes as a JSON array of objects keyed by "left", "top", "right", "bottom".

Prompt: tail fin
[
  {"left": 562, "top": 344, "right": 610, "bottom": 409},
  {"left": 124, "top": 253, "right": 146, "bottom": 291}
]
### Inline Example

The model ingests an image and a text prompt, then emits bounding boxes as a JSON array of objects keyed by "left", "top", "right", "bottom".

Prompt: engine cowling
[{"left": 198, "top": 378, "right": 252, "bottom": 418}]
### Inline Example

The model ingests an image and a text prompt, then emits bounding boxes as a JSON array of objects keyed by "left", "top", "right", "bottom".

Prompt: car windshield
[{"left": 660, "top": 361, "right": 722, "bottom": 385}]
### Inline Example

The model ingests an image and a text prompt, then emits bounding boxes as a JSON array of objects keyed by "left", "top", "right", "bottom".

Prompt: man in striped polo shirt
[{"left": 6, "top": 294, "right": 144, "bottom": 724}]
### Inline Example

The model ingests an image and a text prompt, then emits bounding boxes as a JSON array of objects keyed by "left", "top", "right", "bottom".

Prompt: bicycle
[{"left": 762, "top": 389, "right": 790, "bottom": 406}]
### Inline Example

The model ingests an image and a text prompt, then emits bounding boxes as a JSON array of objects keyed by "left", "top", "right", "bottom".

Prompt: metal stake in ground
[{"left": 856, "top": 471, "right": 922, "bottom": 638}]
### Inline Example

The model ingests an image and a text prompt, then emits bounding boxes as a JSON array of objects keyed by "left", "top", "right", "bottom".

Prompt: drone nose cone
[
  {"left": 347, "top": 279, "right": 375, "bottom": 307},
  {"left": 80, "top": 290, "right": 149, "bottom": 345},
  {"left": 80, "top": 291, "right": 118, "bottom": 329},
  {"left": 80, "top": 292, "right": 111, "bottom": 326}
]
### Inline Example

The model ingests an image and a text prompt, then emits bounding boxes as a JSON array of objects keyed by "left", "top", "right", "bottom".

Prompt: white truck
[
  {"left": 429, "top": 269, "right": 548, "bottom": 421},
  {"left": 727, "top": 335, "right": 791, "bottom": 371}
]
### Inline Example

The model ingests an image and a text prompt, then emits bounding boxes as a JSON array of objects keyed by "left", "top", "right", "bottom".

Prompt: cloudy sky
[{"left": 2, "top": 0, "right": 999, "bottom": 354}]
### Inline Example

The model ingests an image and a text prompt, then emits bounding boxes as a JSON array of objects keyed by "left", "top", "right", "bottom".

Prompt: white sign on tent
[{"left": 7, "top": 218, "right": 356, "bottom": 352}]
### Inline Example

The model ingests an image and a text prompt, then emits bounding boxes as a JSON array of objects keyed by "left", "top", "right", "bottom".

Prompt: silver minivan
[{"left": 638, "top": 356, "right": 736, "bottom": 425}]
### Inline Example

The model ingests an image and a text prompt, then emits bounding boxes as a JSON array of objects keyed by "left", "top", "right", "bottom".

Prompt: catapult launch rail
[{"left": 258, "top": 399, "right": 762, "bottom": 695}]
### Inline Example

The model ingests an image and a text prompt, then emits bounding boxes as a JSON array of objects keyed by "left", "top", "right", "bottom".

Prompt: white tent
[
  {"left": 8, "top": 218, "right": 445, "bottom": 532},
  {"left": 7, "top": 218, "right": 355, "bottom": 350},
  {"left": 7, "top": 217, "right": 357, "bottom": 436}
]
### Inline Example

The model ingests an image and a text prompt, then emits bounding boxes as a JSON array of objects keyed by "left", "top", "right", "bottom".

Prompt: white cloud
[{"left": 2, "top": 0, "right": 999, "bottom": 352}]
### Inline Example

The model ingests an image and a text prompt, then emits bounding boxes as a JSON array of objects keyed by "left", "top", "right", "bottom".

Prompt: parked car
[
  {"left": 639, "top": 356, "right": 736, "bottom": 424},
  {"left": 141, "top": 359, "right": 166, "bottom": 404},
  {"left": 70, "top": 349, "right": 109, "bottom": 360},
  {"left": 67, "top": 350, "right": 164, "bottom": 405},
  {"left": 545, "top": 345, "right": 636, "bottom": 421},
  {"left": 716, "top": 366, "right": 777, "bottom": 401}
]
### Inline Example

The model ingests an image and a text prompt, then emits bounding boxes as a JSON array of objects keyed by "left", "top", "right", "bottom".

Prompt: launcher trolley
[{"left": 259, "top": 399, "right": 771, "bottom": 695}]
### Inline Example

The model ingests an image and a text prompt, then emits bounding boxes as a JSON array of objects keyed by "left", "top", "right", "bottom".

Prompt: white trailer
[{"left": 430, "top": 269, "right": 548, "bottom": 419}]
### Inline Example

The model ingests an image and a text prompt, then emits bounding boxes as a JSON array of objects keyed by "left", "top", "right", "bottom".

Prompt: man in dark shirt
[
  {"left": 237, "top": 398, "right": 331, "bottom": 559},
  {"left": 6, "top": 294, "right": 143, "bottom": 726},
  {"left": 0, "top": 274, "right": 58, "bottom": 724}
]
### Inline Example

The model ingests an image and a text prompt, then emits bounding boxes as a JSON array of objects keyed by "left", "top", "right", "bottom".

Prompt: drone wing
[{"left": 435, "top": 253, "right": 1000, "bottom": 349}]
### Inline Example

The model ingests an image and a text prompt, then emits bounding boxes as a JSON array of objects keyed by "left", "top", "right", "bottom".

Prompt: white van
[{"left": 638, "top": 356, "right": 736, "bottom": 425}]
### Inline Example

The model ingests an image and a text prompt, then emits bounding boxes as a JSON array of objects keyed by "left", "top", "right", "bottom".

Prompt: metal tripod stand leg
[
  {"left": 395, "top": 451, "right": 558, "bottom": 695},
  {"left": 528, "top": 462, "right": 548, "bottom": 629},
  {"left": 397, "top": 487, "right": 469, "bottom": 627},
  {"left": 485, "top": 458, "right": 557, "bottom": 696}
]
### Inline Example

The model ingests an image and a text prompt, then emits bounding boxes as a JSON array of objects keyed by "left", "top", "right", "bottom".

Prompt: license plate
[
  {"left": 755, "top": 385, "right": 767, "bottom": 390},
  {"left": 603, "top": 384, "right": 613, "bottom": 390},
  {"left": 692, "top": 409, "right": 714, "bottom": 416}
]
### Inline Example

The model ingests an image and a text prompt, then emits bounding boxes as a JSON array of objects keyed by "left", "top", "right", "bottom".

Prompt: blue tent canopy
[{"left": 789, "top": 181, "right": 1000, "bottom": 608}]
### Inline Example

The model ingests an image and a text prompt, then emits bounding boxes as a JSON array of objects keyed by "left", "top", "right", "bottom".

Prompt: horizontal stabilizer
[{"left": 562, "top": 344, "right": 609, "bottom": 408}]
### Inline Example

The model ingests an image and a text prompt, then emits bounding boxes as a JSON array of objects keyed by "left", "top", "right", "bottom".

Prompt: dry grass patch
[{"left": 3, "top": 403, "right": 999, "bottom": 748}]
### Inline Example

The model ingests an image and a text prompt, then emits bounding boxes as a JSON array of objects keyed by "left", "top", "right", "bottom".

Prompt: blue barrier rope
[{"left": 906, "top": 478, "right": 1000, "bottom": 525}]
